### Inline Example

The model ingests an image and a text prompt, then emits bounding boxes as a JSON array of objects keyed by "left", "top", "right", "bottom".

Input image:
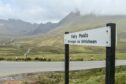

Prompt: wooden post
[
  {"left": 64, "top": 32, "right": 69, "bottom": 84},
  {"left": 106, "top": 23, "right": 116, "bottom": 84}
]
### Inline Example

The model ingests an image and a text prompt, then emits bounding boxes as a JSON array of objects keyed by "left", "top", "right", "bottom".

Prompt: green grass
[
  {"left": 0, "top": 39, "right": 126, "bottom": 61},
  {"left": 0, "top": 51, "right": 126, "bottom": 61},
  {"left": 21, "top": 66, "right": 126, "bottom": 84},
  {"left": 0, "top": 14, "right": 126, "bottom": 61},
  {"left": 0, "top": 44, "right": 126, "bottom": 61}
]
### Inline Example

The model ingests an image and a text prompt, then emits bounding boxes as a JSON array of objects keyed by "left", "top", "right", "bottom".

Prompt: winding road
[{"left": 0, "top": 60, "right": 126, "bottom": 77}]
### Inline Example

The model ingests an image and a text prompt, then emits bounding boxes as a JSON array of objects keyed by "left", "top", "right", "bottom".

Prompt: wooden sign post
[
  {"left": 106, "top": 23, "right": 116, "bottom": 84},
  {"left": 64, "top": 23, "right": 116, "bottom": 84},
  {"left": 64, "top": 32, "right": 69, "bottom": 84}
]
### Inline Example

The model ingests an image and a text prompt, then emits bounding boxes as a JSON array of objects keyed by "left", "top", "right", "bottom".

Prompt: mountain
[
  {"left": 25, "top": 12, "right": 126, "bottom": 53},
  {"left": 59, "top": 11, "right": 81, "bottom": 25},
  {"left": 0, "top": 19, "right": 58, "bottom": 38},
  {"left": 1, "top": 11, "right": 126, "bottom": 53},
  {"left": 0, "top": 19, "right": 37, "bottom": 36},
  {"left": 32, "top": 22, "right": 58, "bottom": 35}
]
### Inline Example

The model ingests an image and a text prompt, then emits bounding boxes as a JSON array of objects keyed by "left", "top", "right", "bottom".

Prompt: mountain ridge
[
  {"left": 0, "top": 11, "right": 126, "bottom": 39},
  {"left": 1, "top": 11, "right": 126, "bottom": 53}
]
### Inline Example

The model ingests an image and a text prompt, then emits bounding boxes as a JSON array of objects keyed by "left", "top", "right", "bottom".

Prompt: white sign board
[{"left": 64, "top": 27, "right": 111, "bottom": 47}]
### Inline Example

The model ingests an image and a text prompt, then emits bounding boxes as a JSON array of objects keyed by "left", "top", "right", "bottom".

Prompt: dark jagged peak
[
  {"left": 0, "top": 19, "right": 7, "bottom": 23},
  {"left": 68, "top": 10, "right": 80, "bottom": 17},
  {"left": 73, "top": 8, "right": 81, "bottom": 16},
  {"left": 45, "top": 22, "right": 54, "bottom": 25},
  {"left": 7, "top": 18, "right": 32, "bottom": 24},
  {"left": 8, "top": 18, "right": 24, "bottom": 23},
  {"left": 69, "top": 9, "right": 81, "bottom": 17},
  {"left": 8, "top": 18, "right": 20, "bottom": 21},
  {"left": 59, "top": 10, "right": 81, "bottom": 24},
  {"left": 32, "top": 22, "right": 58, "bottom": 34},
  {"left": 84, "top": 13, "right": 96, "bottom": 17}
]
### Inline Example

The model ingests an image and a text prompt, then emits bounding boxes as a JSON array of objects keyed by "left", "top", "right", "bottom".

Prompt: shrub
[
  {"left": 17, "top": 58, "right": 25, "bottom": 61},
  {"left": 47, "top": 58, "right": 51, "bottom": 61},
  {"left": 34, "top": 57, "right": 39, "bottom": 61},
  {"left": 34, "top": 57, "right": 47, "bottom": 61},
  {"left": 0, "top": 57, "right": 4, "bottom": 61},
  {"left": 26, "top": 57, "right": 32, "bottom": 61},
  {"left": 76, "top": 58, "right": 83, "bottom": 61},
  {"left": 6, "top": 58, "right": 14, "bottom": 61}
]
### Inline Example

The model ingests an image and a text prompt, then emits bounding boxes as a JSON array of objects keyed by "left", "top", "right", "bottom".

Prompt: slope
[{"left": 29, "top": 13, "right": 126, "bottom": 53}]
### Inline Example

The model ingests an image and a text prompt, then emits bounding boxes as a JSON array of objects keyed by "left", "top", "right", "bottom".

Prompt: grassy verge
[
  {"left": 0, "top": 52, "right": 126, "bottom": 61},
  {"left": 20, "top": 66, "right": 126, "bottom": 84},
  {"left": 0, "top": 45, "right": 126, "bottom": 61}
]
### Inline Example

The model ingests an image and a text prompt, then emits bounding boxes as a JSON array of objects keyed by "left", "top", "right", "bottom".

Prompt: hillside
[
  {"left": 0, "top": 19, "right": 58, "bottom": 38},
  {"left": 0, "top": 11, "right": 126, "bottom": 54},
  {"left": 26, "top": 12, "right": 126, "bottom": 53}
]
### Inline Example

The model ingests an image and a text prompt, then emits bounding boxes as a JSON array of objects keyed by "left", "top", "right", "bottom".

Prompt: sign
[
  {"left": 64, "top": 23, "right": 116, "bottom": 84},
  {"left": 64, "top": 27, "right": 111, "bottom": 47}
]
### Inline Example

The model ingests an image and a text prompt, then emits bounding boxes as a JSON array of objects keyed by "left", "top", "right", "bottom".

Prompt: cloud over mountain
[{"left": 0, "top": 0, "right": 126, "bottom": 23}]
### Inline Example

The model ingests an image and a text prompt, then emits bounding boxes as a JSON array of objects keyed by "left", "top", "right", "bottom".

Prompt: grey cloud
[{"left": 0, "top": 0, "right": 126, "bottom": 23}]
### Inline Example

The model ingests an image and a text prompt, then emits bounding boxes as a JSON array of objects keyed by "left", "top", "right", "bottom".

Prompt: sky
[{"left": 0, "top": 0, "right": 126, "bottom": 23}]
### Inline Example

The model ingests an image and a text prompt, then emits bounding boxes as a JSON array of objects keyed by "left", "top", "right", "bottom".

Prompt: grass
[
  {"left": 21, "top": 66, "right": 126, "bottom": 84},
  {"left": 0, "top": 43, "right": 126, "bottom": 61},
  {"left": 0, "top": 38, "right": 126, "bottom": 61},
  {"left": 0, "top": 51, "right": 126, "bottom": 61},
  {"left": 0, "top": 14, "right": 126, "bottom": 61}
]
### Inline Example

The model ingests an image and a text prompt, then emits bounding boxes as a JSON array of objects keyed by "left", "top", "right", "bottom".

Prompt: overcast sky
[{"left": 0, "top": 0, "right": 126, "bottom": 23}]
